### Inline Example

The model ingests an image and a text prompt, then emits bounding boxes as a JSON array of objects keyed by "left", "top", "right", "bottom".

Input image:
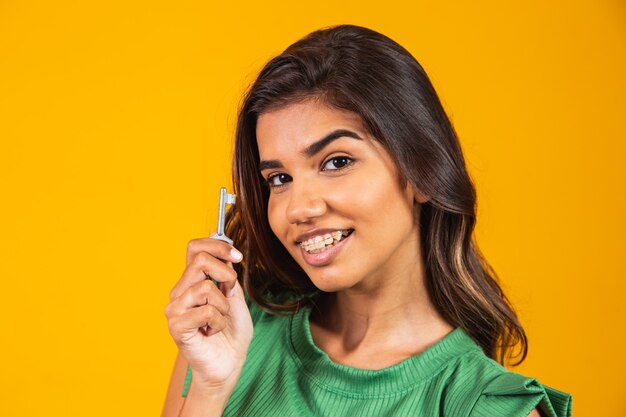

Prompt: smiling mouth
[{"left": 299, "top": 229, "right": 354, "bottom": 254}]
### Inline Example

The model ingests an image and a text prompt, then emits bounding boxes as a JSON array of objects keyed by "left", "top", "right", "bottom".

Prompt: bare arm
[
  {"left": 161, "top": 352, "right": 188, "bottom": 417},
  {"left": 162, "top": 352, "right": 234, "bottom": 417},
  {"left": 528, "top": 407, "right": 542, "bottom": 417},
  {"left": 162, "top": 238, "right": 253, "bottom": 417}
]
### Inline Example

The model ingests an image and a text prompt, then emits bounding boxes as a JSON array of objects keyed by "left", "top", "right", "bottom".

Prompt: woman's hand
[{"left": 164, "top": 238, "right": 253, "bottom": 396}]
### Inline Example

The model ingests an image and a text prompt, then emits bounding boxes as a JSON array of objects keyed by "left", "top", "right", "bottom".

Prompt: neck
[{"left": 309, "top": 244, "right": 454, "bottom": 367}]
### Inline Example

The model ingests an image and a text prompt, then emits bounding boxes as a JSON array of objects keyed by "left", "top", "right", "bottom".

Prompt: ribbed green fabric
[{"left": 182, "top": 303, "right": 572, "bottom": 416}]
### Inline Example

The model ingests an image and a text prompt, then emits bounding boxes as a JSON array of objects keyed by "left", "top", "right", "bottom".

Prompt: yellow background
[{"left": 1, "top": 0, "right": 624, "bottom": 415}]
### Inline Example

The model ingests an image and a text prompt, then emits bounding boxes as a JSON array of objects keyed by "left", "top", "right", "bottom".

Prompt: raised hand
[{"left": 165, "top": 238, "right": 253, "bottom": 395}]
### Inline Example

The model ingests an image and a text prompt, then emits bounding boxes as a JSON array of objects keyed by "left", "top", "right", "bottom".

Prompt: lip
[
  {"left": 295, "top": 228, "right": 352, "bottom": 244},
  {"left": 299, "top": 231, "right": 352, "bottom": 267}
]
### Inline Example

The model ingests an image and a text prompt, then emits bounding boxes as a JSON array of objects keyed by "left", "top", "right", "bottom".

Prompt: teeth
[{"left": 300, "top": 230, "right": 352, "bottom": 253}]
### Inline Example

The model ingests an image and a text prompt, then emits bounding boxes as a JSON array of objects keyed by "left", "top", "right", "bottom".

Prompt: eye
[
  {"left": 265, "top": 173, "right": 292, "bottom": 188},
  {"left": 322, "top": 156, "right": 353, "bottom": 171}
]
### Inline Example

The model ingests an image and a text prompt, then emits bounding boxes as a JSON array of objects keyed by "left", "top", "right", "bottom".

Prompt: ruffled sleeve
[{"left": 469, "top": 372, "right": 572, "bottom": 417}]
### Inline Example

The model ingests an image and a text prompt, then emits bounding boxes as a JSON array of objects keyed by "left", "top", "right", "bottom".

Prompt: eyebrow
[{"left": 258, "top": 129, "right": 363, "bottom": 171}]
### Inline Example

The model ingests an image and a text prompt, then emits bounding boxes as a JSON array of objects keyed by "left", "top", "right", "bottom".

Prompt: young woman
[{"left": 162, "top": 25, "right": 572, "bottom": 417}]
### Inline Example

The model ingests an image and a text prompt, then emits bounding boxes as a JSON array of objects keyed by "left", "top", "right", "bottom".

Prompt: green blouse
[{"left": 183, "top": 302, "right": 572, "bottom": 416}]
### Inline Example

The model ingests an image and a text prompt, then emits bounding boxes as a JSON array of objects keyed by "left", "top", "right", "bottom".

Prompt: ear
[
  {"left": 409, "top": 185, "right": 430, "bottom": 204},
  {"left": 404, "top": 182, "right": 431, "bottom": 204},
  {"left": 414, "top": 188, "right": 431, "bottom": 204}
]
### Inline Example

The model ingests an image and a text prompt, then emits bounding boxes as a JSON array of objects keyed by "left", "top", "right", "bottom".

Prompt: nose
[{"left": 285, "top": 180, "right": 327, "bottom": 224}]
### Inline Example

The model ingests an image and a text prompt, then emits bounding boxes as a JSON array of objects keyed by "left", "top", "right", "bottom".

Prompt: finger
[
  {"left": 218, "top": 261, "right": 236, "bottom": 298},
  {"left": 186, "top": 238, "right": 243, "bottom": 267},
  {"left": 165, "top": 279, "right": 230, "bottom": 318},
  {"left": 170, "top": 252, "right": 237, "bottom": 301},
  {"left": 168, "top": 304, "right": 227, "bottom": 343},
  {"left": 228, "top": 279, "right": 245, "bottom": 299}
]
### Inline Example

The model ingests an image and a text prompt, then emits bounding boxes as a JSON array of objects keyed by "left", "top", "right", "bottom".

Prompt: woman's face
[{"left": 256, "top": 99, "right": 423, "bottom": 293}]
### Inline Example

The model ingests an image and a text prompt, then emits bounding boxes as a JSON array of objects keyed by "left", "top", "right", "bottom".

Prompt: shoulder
[
  {"left": 446, "top": 352, "right": 572, "bottom": 417},
  {"left": 436, "top": 332, "right": 572, "bottom": 417},
  {"left": 469, "top": 370, "right": 572, "bottom": 417}
]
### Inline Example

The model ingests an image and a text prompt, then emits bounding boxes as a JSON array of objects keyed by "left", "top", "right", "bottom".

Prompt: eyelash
[
  {"left": 263, "top": 156, "right": 355, "bottom": 189},
  {"left": 264, "top": 173, "right": 292, "bottom": 189},
  {"left": 322, "top": 156, "right": 353, "bottom": 171}
]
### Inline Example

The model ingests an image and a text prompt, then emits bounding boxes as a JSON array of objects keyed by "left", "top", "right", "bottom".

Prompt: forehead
[{"left": 256, "top": 100, "right": 367, "bottom": 157}]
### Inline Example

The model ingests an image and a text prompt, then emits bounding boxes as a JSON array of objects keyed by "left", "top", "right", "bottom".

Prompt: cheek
[
  {"left": 347, "top": 173, "right": 413, "bottom": 228},
  {"left": 348, "top": 172, "right": 390, "bottom": 207},
  {"left": 266, "top": 197, "right": 284, "bottom": 238}
]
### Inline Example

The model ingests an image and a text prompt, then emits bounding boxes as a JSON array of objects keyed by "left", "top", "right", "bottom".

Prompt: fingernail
[
  {"left": 230, "top": 248, "right": 243, "bottom": 261},
  {"left": 228, "top": 286, "right": 237, "bottom": 298}
]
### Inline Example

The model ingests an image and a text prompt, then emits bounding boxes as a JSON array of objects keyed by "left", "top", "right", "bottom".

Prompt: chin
[{"left": 305, "top": 271, "right": 355, "bottom": 293}]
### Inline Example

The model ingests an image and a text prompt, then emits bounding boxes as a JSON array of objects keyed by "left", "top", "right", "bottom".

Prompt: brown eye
[
  {"left": 322, "top": 156, "right": 353, "bottom": 171},
  {"left": 267, "top": 173, "right": 292, "bottom": 187}
]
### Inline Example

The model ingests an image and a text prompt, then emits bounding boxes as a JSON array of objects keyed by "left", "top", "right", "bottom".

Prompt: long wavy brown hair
[{"left": 224, "top": 24, "right": 527, "bottom": 365}]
